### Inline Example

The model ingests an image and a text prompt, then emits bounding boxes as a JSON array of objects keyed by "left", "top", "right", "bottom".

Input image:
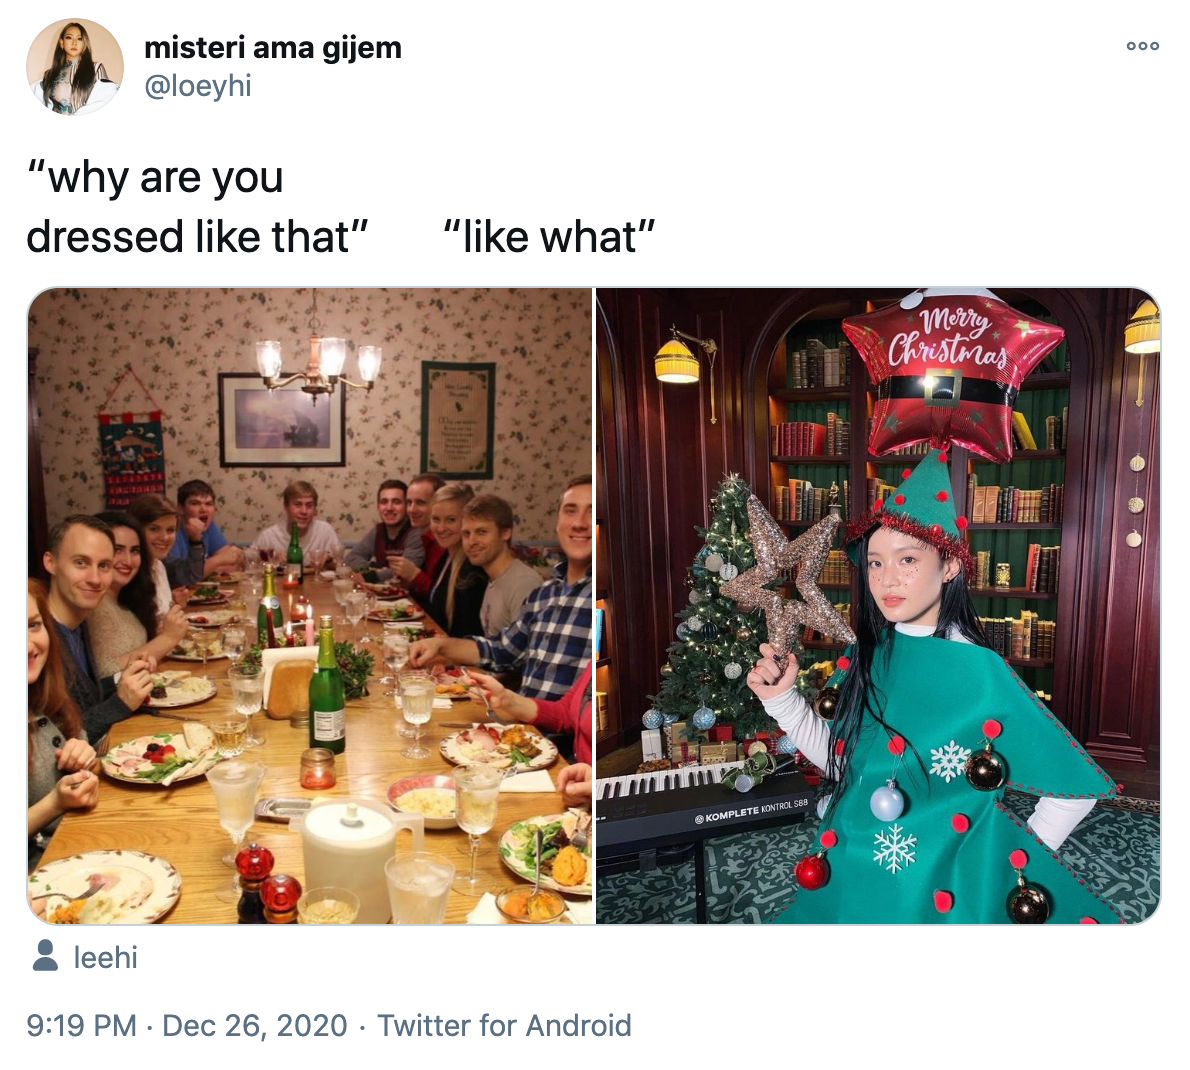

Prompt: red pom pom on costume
[
  {"left": 951, "top": 813, "right": 970, "bottom": 833},
  {"left": 983, "top": 718, "right": 1002, "bottom": 738},
  {"left": 1080, "top": 917, "right": 1099, "bottom": 924},
  {"left": 955, "top": 516, "right": 969, "bottom": 530},
  {"left": 930, "top": 523, "right": 942, "bottom": 535},
  {"left": 836, "top": 655, "right": 851, "bottom": 670},
  {"left": 894, "top": 494, "right": 905, "bottom": 505},
  {"left": 873, "top": 499, "right": 883, "bottom": 511},
  {"left": 887, "top": 734, "right": 906, "bottom": 756},
  {"left": 1009, "top": 849, "right": 1029, "bottom": 869},
  {"left": 902, "top": 468, "right": 912, "bottom": 480},
  {"left": 819, "top": 829, "right": 838, "bottom": 849},
  {"left": 936, "top": 490, "right": 949, "bottom": 502},
  {"left": 934, "top": 890, "right": 954, "bottom": 913},
  {"left": 938, "top": 451, "right": 949, "bottom": 463},
  {"left": 835, "top": 739, "right": 846, "bottom": 756}
]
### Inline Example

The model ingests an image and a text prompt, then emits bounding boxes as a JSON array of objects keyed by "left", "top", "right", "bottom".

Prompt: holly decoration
[{"left": 650, "top": 475, "right": 786, "bottom": 738}]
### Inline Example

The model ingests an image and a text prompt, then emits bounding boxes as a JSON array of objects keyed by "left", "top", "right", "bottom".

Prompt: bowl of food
[
  {"left": 386, "top": 774, "right": 457, "bottom": 829},
  {"left": 495, "top": 886, "right": 567, "bottom": 924}
]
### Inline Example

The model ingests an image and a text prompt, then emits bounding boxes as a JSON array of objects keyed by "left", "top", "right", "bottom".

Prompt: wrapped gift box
[{"left": 641, "top": 728, "right": 664, "bottom": 762}]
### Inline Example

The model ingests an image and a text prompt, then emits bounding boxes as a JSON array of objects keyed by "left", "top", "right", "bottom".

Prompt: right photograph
[{"left": 594, "top": 287, "right": 1159, "bottom": 924}]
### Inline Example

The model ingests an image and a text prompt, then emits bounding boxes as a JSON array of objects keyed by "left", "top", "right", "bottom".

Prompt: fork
[{"left": 568, "top": 808, "right": 591, "bottom": 851}]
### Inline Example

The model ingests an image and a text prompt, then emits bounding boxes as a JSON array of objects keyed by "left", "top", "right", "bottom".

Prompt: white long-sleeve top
[{"left": 758, "top": 623, "right": 1095, "bottom": 850}]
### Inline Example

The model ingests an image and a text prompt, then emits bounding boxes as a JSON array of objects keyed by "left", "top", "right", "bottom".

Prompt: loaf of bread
[{"left": 266, "top": 660, "right": 316, "bottom": 719}]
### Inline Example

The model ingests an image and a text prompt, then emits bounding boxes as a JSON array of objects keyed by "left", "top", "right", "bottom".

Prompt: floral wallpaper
[{"left": 29, "top": 288, "right": 592, "bottom": 543}]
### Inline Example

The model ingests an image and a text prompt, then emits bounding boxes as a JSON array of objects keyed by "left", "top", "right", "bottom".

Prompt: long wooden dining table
[{"left": 36, "top": 576, "right": 584, "bottom": 924}]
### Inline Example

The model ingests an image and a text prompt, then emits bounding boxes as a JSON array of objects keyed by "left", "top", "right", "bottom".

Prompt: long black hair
[
  {"left": 39, "top": 22, "right": 99, "bottom": 112},
  {"left": 821, "top": 528, "right": 991, "bottom": 824},
  {"left": 96, "top": 511, "right": 159, "bottom": 640}
]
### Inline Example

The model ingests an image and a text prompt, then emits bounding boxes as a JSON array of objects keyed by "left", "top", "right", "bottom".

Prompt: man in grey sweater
[{"left": 344, "top": 479, "right": 425, "bottom": 580}]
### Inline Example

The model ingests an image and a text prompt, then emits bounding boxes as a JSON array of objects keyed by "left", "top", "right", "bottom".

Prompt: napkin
[
  {"left": 465, "top": 892, "right": 590, "bottom": 925},
  {"left": 499, "top": 769, "right": 555, "bottom": 792},
  {"left": 261, "top": 646, "right": 318, "bottom": 705},
  {"left": 394, "top": 695, "right": 453, "bottom": 710}
]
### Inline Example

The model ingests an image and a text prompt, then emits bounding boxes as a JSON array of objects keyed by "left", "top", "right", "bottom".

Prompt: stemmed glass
[
  {"left": 221, "top": 624, "right": 247, "bottom": 666},
  {"left": 332, "top": 577, "right": 354, "bottom": 625},
  {"left": 398, "top": 672, "right": 435, "bottom": 759},
  {"left": 309, "top": 549, "right": 330, "bottom": 582},
  {"left": 452, "top": 764, "right": 503, "bottom": 896},
  {"left": 188, "top": 624, "right": 218, "bottom": 681},
  {"left": 395, "top": 667, "right": 428, "bottom": 738},
  {"left": 345, "top": 589, "right": 368, "bottom": 643},
  {"left": 381, "top": 628, "right": 409, "bottom": 694},
  {"left": 357, "top": 592, "right": 377, "bottom": 644},
  {"left": 206, "top": 760, "right": 267, "bottom": 902},
  {"left": 229, "top": 666, "right": 265, "bottom": 748}
]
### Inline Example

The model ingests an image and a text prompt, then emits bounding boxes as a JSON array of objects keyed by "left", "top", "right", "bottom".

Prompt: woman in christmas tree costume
[{"left": 747, "top": 450, "right": 1121, "bottom": 923}]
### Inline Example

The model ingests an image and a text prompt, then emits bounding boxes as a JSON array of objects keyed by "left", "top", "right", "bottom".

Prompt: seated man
[
  {"left": 462, "top": 494, "right": 543, "bottom": 634},
  {"left": 344, "top": 479, "right": 424, "bottom": 580},
  {"left": 409, "top": 477, "right": 592, "bottom": 700},
  {"left": 42, "top": 515, "right": 155, "bottom": 742},
  {"left": 387, "top": 472, "right": 445, "bottom": 598},
  {"left": 166, "top": 478, "right": 244, "bottom": 582},
  {"left": 251, "top": 481, "right": 344, "bottom": 564}
]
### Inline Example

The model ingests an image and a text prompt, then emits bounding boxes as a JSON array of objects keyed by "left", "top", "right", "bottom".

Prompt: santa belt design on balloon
[{"left": 875, "top": 368, "right": 1019, "bottom": 410}]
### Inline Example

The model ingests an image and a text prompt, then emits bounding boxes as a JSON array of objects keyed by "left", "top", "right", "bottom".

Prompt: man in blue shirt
[
  {"left": 409, "top": 477, "right": 591, "bottom": 700},
  {"left": 166, "top": 479, "right": 244, "bottom": 583}
]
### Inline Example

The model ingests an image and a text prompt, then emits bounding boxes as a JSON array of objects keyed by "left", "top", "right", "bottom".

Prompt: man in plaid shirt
[{"left": 409, "top": 477, "right": 591, "bottom": 699}]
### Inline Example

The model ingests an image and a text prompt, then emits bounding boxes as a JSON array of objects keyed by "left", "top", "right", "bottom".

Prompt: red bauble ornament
[
  {"left": 794, "top": 852, "right": 830, "bottom": 890},
  {"left": 843, "top": 288, "right": 1064, "bottom": 463}
]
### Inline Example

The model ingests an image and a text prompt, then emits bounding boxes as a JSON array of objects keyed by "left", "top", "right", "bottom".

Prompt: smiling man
[
  {"left": 462, "top": 494, "right": 542, "bottom": 634},
  {"left": 42, "top": 515, "right": 154, "bottom": 742},
  {"left": 166, "top": 478, "right": 244, "bottom": 582},
  {"left": 344, "top": 479, "right": 425, "bottom": 580},
  {"left": 408, "top": 477, "right": 592, "bottom": 700},
  {"left": 251, "top": 481, "right": 344, "bottom": 563}
]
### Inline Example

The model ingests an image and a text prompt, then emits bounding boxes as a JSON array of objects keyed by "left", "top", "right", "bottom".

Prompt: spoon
[{"left": 530, "top": 828, "right": 544, "bottom": 908}]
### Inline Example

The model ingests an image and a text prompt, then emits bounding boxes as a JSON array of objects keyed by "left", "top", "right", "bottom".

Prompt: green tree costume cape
[{"left": 772, "top": 633, "right": 1121, "bottom": 924}]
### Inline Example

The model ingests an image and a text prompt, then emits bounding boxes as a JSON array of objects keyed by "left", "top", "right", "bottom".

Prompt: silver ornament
[
  {"left": 687, "top": 615, "right": 703, "bottom": 632},
  {"left": 869, "top": 782, "right": 905, "bottom": 821},
  {"left": 724, "top": 662, "right": 742, "bottom": 680},
  {"left": 719, "top": 563, "right": 739, "bottom": 581},
  {"left": 704, "top": 553, "right": 724, "bottom": 572},
  {"left": 689, "top": 589, "right": 703, "bottom": 605}
]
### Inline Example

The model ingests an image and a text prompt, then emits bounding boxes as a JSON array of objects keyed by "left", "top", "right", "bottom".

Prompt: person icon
[{"left": 33, "top": 939, "right": 58, "bottom": 971}]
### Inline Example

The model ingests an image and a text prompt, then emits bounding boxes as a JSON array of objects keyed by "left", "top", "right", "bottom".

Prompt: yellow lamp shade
[
  {"left": 1125, "top": 299, "right": 1160, "bottom": 354},
  {"left": 655, "top": 339, "right": 699, "bottom": 383}
]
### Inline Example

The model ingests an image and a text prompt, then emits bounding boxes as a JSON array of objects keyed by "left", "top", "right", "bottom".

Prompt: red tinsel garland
[{"left": 845, "top": 508, "right": 976, "bottom": 582}]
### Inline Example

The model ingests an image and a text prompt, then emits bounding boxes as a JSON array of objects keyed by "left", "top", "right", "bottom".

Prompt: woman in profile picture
[{"left": 31, "top": 21, "right": 119, "bottom": 115}]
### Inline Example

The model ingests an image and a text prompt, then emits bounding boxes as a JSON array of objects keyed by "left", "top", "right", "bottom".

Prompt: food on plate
[
  {"left": 208, "top": 571, "right": 243, "bottom": 583},
  {"left": 496, "top": 887, "right": 566, "bottom": 923},
  {"left": 498, "top": 724, "right": 542, "bottom": 755},
  {"left": 371, "top": 599, "right": 419, "bottom": 620},
  {"left": 449, "top": 723, "right": 553, "bottom": 769},
  {"left": 551, "top": 845, "right": 588, "bottom": 887},
  {"left": 147, "top": 670, "right": 212, "bottom": 702},
  {"left": 362, "top": 581, "right": 406, "bottom": 598},
  {"left": 395, "top": 788, "right": 456, "bottom": 819},
  {"left": 435, "top": 681, "right": 468, "bottom": 696},
  {"left": 47, "top": 869, "right": 153, "bottom": 923},
  {"left": 170, "top": 636, "right": 225, "bottom": 659},
  {"left": 192, "top": 583, "right": 221, "bottom": 600},
  {"left": 102, "top": 722, "right": 217, "bottom": 783}
]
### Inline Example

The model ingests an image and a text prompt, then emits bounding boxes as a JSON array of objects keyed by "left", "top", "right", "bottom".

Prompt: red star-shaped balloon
[{"left": 843, "top": 288, "right": 1065, "bottom": 463}]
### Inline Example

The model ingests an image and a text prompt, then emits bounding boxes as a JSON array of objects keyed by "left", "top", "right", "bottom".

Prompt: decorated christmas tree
[{"left": 651, "top": 475, "right": 802, "bottom": 738}]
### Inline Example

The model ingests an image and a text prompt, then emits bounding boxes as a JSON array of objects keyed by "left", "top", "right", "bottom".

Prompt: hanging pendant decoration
[
  {"left": 813, "top": 686, "right": 841, "bottom": 720},
  {"left": 1006, "top": 849, "right": 1051, "bottom": 923},
  {"left": 965, "top": 718, "right": 1007, "bottom": 791},
  {"left": 795, "top": 829, "right": 837, "bottom": 890},
  {"left": 870, "top": 734, "right": 907, "bottom": 820}
]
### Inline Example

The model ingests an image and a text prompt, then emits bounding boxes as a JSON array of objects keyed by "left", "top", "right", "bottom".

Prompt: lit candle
[{"left": 285, "top": 622, "right": 295, "bottom": 647}]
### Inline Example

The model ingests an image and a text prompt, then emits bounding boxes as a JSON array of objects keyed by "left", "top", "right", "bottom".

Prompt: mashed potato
[{"left": 396, "top": 788, "right": 456, "bottom": 818}]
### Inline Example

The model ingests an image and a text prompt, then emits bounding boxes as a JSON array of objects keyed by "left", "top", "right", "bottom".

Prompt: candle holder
[
  {"left": 300, "top": 748, "right": 337, "bottom": 790},
  {"left": 282, "top": 563, "right": 302, "bottom": 590}
]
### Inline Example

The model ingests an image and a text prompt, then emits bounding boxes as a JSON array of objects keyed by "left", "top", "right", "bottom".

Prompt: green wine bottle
[
  {"left": 308, "top": 614, "right": 346, "bottom": 754},
  {"left": 286, "top": 520, "right": 304, "bottom": 583},
  {"left": 257, "top": 563, "right": 282, "bottom": 644}
]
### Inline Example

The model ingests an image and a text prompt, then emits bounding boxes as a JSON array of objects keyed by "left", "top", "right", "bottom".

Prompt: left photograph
[{"left": 27, "top": 287, "right": 594, "bottom": 925}]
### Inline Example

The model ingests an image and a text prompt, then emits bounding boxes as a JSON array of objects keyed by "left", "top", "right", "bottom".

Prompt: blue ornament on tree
[
  {"left": 642, "top": 710, "right": 664, "bottom": 730},
  {"left": 692, "top": 707, "right": 716, "bottom": 731},
  {"left": 676, "top": 623, "right": 689, "bottom": 640},
  {"left": 663, "top": 712, "right": 680, "bottom": 726}
]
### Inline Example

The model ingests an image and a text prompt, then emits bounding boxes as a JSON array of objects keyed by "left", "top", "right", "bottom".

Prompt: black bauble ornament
[
  {"left": 813, "top": 686, "right": 841, "bottom": 721},
  {"left": 1007, "top": 880, "right": 1051, "bottom": 923},
  {"left": 703, "top": 623, "right": 718, "bottom": 639},
  {"left": 965, "top": 743, "right": 1006, "bottom": 790}
]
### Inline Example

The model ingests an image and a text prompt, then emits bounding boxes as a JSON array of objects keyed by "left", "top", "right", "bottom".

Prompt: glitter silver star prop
[{"left": 719, "top": 495, "right": 857, "bottom": 655}]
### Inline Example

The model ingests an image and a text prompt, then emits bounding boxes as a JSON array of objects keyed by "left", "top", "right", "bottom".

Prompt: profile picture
[{"left": 27, "top": 19, "right": 123, "bottom": 116}]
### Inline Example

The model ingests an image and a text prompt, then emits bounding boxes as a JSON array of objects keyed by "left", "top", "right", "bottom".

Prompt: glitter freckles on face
[{"left": 866, "top": 526, "right": 956, "bottom": 628}]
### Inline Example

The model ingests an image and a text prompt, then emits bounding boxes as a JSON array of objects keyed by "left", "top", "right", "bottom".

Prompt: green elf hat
[{"left": 845, "top": 448, "right": 975, "bottom": 580}]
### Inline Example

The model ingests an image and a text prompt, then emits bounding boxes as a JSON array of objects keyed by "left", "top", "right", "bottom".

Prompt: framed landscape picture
[{"left": 217, "top": 372, "right": 346, "bottom": 467}]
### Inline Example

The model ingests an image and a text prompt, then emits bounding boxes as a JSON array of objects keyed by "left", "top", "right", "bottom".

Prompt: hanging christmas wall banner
[
  {"left": 420, "top": 362, "right": 496, "bottom": 479},
  {"left": 100, "top": 410, "right": 166, "bottom": 507},
  {"left": 842, "top": 287, "right": 1064, "bottom": 463}
]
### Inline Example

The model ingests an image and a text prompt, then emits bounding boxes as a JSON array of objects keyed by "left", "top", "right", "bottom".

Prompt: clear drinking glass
[
  {"left": 452, "top": 765, "right": 503, "bottom": 896},
  {"left": 332, "top": 578, "right": 354, "bottom": 625},
  {"left": 381, "top": 628, "right": 409, "bottom": 694},
  {"left": 229, "top": 666, "right": 265, "bottom": 748},
  {"left": 297, "top": 887, "right": 360, "bottom": 924},
  {"left": 357, "top": 592, "right": 377, "bottom": 644},
  {"left": 397, "top": 667, "right": 430, "bottom": 737},
  {"left": 399, "top": 673, "right": 435, "bottom": 759},
  {"left": 345, "top": 589, "right": 368, "bottom": 642},
  {"left": 206, "top": 760, "right": 267, "bottom": 902},
  {"left": 211, "top": 712, "right": 249, "bottom": 757},
  {"left": 385, "top": 853, "right": 455, "bottom": 924},
  {"left": 309, "top": 549, "right": 330, "bottom": 582},
  {"left": 222, "top": 625, "right": 248, "bottom": 666},
  {"left": 189, "top": 624, "right": 217, "bottom": 680}
]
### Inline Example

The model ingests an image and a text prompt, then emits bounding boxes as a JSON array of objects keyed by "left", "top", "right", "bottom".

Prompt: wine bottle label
[{"left": 312, "top": 709, "right": 345, "bottom": 742}]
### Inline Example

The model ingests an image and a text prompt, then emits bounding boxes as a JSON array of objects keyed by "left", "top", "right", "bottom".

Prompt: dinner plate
[
  {"left": 100, "top": 732, "right": 220, "bottom": 785},
  {"left": 499, "top": 815, "right": 592, "bottom": 897},
  {"left": 30, "top": 849, "right": 182, "bottom": 924},
  {"left": 439, "top": 725, "right": 558, "bottom": 770},
  {"left": 207, "top": 572, "right": 244, "bottom": 583},
  {"left": 185, "top": 610, "right": 238, "bottom": 627},
  {"left": 367, "top": 607, "right": 424, "bottom": 623},
  {"left": 386, "top": 774, "right": 457, "bottom": 830},
  {"left": 168, "top": 650, "right": 230, "bottom": 663},
  {"left": 144, "top": 679, "right": 218, "bottom": 708}
]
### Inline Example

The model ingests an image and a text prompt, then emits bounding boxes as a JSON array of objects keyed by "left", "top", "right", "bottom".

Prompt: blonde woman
[{"left": 426, "top": 484, "right": 488, "bottom": 637}]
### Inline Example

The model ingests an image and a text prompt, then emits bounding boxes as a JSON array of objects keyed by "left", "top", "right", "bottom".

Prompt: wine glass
[
  {"left": 206, "top": 760, "right": 267, "bottom": 902},
  {"left": 309, "top": 549, "right": 330, "bottom": 582},
  {"left": 396, "top": 667, "right": 428, "bottom": 737},
  {"left": 188, "top": 624, "right": 217, "bottom": 680},
  {"left": 332, "top": 578, "right": 354, "bottom": 625},
  {"left": 381, "top": 628, "right": 409, "bottom": 694},
  {"left": 226, "top": 594, "right": 247, "bottom": 625},
  {"left": 229, "top": 666, "right": 265, "bottom": 748},
  {"left": 257, "top": 547, "right": 273, "bottom": 566},
  {"left": 356, "top": 592, "right": 377, "bottom": 644},
  {"left": 452, "top": 764, "right": 503, "bottom": 896},
  {"left": 221, "top": 624, "right": 247, "bottom": 666},
  {"left": 399, "top": 672, "right": 435, "bottom": 759},
  {"left": 345, "top": 589, "right": 368, "bottom": 643},
  {"left": 243, "top": 547, "right": 262, "bottom": 577}
]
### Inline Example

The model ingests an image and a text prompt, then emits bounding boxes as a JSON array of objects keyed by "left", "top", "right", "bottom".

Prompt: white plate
[
  {"left": 168, "top": 651, "right": 230, "bottom": 663},
  {"left": 367, "top": 608, "right": 424, "bottom": 623},
  {"left": 439, "top": 724, "right": 558, "bottom": 770},
  {"left": 145, "top": 679, "right": 218, "bottom": 709},
  {"left": 185, "top": 610, "right": 238, "bottom": 628},
  {"left": 30, "top": 849, "right": 182, "bottom": 923},
  {"left": 100, "top": 732, "right": 219, "bottom": 784},
  {"left": 499, "top": 815, "right": 592, "bottom": 896}
]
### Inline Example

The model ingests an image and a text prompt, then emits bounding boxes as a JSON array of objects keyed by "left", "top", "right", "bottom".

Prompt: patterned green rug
[{"left": 596, "top": 792, "right": 1160, "bottom": 924}]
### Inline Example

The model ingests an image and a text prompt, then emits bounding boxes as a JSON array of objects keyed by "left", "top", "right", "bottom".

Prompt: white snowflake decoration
[
  {"left": 929, "top": 740, "right": 973, "bottom": 784},
  {"left": 873, "top": 823, "right": 917, "bottom": 874}
]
